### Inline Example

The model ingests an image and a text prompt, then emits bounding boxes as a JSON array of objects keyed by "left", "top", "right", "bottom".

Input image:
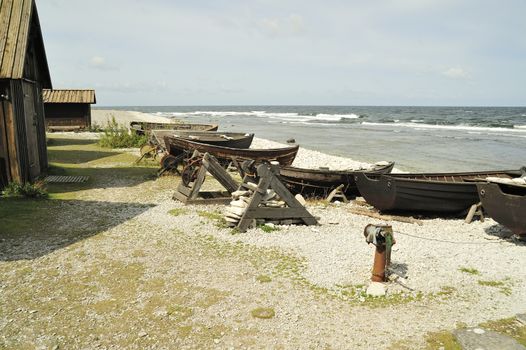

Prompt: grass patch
[
  {"left": 424, "top": 330, "right": 462, "bottom": 350},
  {"left": 1, "top": 181, "right": 48, "bottom": 199},
  {"left": 168, "top": 208, "right": 188, "bottom": 217},
  {"left": 459, "top": 267, "right": 480, "bottom": 275},
  {"left": 197, "top": 210, "right": 228, "bottom": 228},
  {"left": 479, "top": 318, "right": 526, "bottom": 346},
  {"left": 478, "top": 279, "right": 512, "bottom": 295},
  {"left": 98, "top": 116, "right": 147, "bottom": 149},
  {"left": 256, "top": 275, "right": 272, "bottom": 283},
  {"left": 250, "top": 307, "right": 275, "bottom": 319},
  {"left": 258, "top": 224, "right": 280, "bottom": 233}
]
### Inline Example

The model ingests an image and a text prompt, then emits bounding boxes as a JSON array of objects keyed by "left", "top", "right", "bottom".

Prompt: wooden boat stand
[
  {"left": 236, "top": 163, "right": 318, "bottom": 232},
  {"left": 464, "top": 202, "right": 484, "bottom": 224},
  {"left": 326, "top": 184, "right": 349, "bottom": 203},
  {"left": 172, "top": 152, "right": 239, "bottom": 205}
]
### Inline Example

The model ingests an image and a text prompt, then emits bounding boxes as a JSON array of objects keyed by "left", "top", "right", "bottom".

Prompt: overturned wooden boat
[
  {"left": 164, "top": 136, "right": 299, "bottom": 166},
  {"left": 355, "top": 169, "right": 524, "bottom": 214},
  {"left": 130, "top": 121, "right": 218, "bottom": 135},
  {"left": 150, "top": 130, "right": 254, "bottom": 151},
  {"left": 477, "top": 181, "right": 526, "bottom": 236},
  {"left": 279, "top": 161, "right": 395, "bottom": 198}
]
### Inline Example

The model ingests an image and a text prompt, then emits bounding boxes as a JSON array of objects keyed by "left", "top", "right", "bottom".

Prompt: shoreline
[
  {"left": 93, "top": 109, "right": 394, "bottom": 171},
  {"left": 24, "top": 109, "right": 525, "bottom": 348}
]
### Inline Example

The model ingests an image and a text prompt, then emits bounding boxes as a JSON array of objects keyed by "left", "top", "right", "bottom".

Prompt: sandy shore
[
  {"left": 91, "top": 109, "right": 172, "bottom": 127},
  {"left": 1, "top": 110, "right": 524, "bottom": 349}
]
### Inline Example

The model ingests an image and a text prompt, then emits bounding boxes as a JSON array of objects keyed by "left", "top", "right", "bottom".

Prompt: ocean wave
[
  {"left": 514, "top": 125, "right": 526, "bottom": 129},
  {"left": 361, "top": 121, "right": 526, "bottom": 133},
  {"left": 165, "top": 110, "right": 361, "bottom": 123}
]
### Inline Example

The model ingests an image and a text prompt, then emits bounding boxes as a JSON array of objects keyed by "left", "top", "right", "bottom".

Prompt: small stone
[
  {"left": 473, "top": 328, "right": 485, "bottom": 334},
  {"left": 366, "top": 282, "right": 386, "bottom": 297},
  {"left": 29, "top": 310, "right": 38, "bottom": 314},
  {"left": 138, "top": 331, "right": 148, "bottom": 338},
  {"left": 286, "top": 138, "right": 296, "bottom": 144},
  {"left": 214, "top": 339, "right": 220, "bottom": 344},
  {"left": 52, "top": 345, "right": 59, "bottom": 350}
]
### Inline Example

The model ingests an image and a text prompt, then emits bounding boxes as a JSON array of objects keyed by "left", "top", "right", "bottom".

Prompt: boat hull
[
  {"left": 477, "top": 183, "right": 526, "bottom": 236},
  {"left": 279, "top": 162, "right": 395, "bottom": 198},
  {"left": 150, "top": 130, "right": 254, "bottom": 151},
  {"left": 130, "top": 121, "right": 218, "bottom": 135},
  {"left": 165, "top": 136, "right": 299, "bottom": 166},
  {"left": 355, "top": 170, "right": 522, "bottom": 214}
]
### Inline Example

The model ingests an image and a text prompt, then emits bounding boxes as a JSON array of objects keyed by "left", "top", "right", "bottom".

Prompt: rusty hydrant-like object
[{"left": 364, "top": 224, "right": 395, "bottom": 282}]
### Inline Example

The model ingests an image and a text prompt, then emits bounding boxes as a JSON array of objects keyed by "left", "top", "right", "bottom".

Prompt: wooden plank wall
[
  {"left": 10, "top": 79, "right": 28, "bottom": 182},
  {"left": 0, "top": 84, "right": 10, "bottom": 187}
]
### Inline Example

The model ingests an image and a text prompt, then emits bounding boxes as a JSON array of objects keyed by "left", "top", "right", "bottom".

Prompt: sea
[{"left": 102, "top": 106, "right": 526, "bottom": 172}]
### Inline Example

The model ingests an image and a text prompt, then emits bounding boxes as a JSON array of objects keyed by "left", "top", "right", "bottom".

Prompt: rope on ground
[{"left": 396, "top": 230, "right": 512, "bottom": 245}]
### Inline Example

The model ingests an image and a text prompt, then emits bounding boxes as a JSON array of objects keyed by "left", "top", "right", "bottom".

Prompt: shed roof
[
  {"left": 0, "top": 0, "right": 51, "bottom": 86},
  {"left": 43, "top": 89, "right": 96, "bottom": 104}
]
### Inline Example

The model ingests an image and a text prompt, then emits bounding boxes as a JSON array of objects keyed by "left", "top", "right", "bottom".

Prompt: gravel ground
[{"left": 1, "top": 115, "right": 525, "bottom": 349}]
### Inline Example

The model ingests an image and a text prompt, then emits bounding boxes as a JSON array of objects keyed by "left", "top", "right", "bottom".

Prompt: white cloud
[
  {"left": 89, "top": 56, "right": 117, "bottom": 71},
  {"left": 258, "top": 14, "right": 305, "bottom": 37},
  {"left": 442, "top": 67, "right": 469, "bottom": 79}
]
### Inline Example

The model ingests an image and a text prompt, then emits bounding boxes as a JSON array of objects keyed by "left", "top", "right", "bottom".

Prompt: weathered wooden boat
[
  {"left": 477, "top": 182, "right": 526, "bottom": 236},
  {"left": 164, "top": 136, "right": 299, "bottom": 166},
  {"left": 279, "top": 161, "right": 395, "bottom": 198},
  {"left": 355, "top": 169, "right": 524, "bottom": 214},
  {"left": 150, "top": 130, "right": 254, "bottom": 151},
  {"left": 130, "top": 121, "right": 218, "bottom": 135}
]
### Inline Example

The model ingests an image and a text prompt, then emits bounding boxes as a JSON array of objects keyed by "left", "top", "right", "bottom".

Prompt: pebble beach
[{"left": 1, "top": 109, "right": 524, "bottom": 349}]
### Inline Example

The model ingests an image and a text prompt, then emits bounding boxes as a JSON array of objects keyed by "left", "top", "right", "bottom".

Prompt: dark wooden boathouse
[
  {"left": 43, "top": 89, "right": 96, "bottom": 131},
  {"left": 0, "top": 0, "right": 52, "bottom": 188}
]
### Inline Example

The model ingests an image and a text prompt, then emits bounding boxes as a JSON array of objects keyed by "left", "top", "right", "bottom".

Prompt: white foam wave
[
  {"left": 314, "top": 113, "right": 360, "bottom": 121},
  {"left": 514, "top": 125, "right": 526, "bottom": 129},
  {"left": 361, "top": 122, "right": 526, "bottom": 133},
  {"left": 164, "top": 110, "right": 360, "bottom": 123}
]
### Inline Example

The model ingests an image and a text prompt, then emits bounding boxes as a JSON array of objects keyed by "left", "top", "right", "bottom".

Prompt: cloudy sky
[{"left": 38, "top": 0, "right": 526, "bottom": 106}]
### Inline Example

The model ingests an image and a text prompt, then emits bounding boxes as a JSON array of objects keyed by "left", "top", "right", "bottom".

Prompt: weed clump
[
  {"left": 98, "top": 116, "right": 147, "bottom": 148},
  {"left": 459, "top": 267, "right": 480, "bottom": 275},
  {"left": 251, "top": 307, "right": 275, "bottom": 319},
  {"left": 1, "top": 181, "right": 48, "bottom": 199},
  {"left": 168, "top": 208, "right": 188, "bottom": 217}
]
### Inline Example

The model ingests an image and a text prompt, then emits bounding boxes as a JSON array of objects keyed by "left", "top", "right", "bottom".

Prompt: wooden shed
[
  {"left": 43, "top": 89, "right": 96, "bottom": 131},
  {"left": 0, "top": 0, "right": 52, "bottom": 188}
]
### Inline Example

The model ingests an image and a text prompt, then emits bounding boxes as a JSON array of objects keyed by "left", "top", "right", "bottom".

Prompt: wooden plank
[
  {"left": 188, "top": 165, "right": 207, "bottom": 199},
  {"left": 243, "top": 207, "right": 313, "bottom": 219},
  {"left": 0, "top": 0, "right": 23, "bottom": 77},
  {"left": 203, "top": 153, "right": 238, "bottom": 192},
  {"left": 4, "top": 98, "right": 20, "bottom": 182},
  {"left": 11, "top": 0, "right": 31, "bottom": 77},
  {"left": 348, "top": 207, "right": 423, "bottom": 226},
  {"left": 0, "top": 0, "right": 14, "bottom": 71},
  {"left": 172, "top": 190, "right": 189, "bottom": 204},
  {"left": 176, "top": 183, "right": 192, "bottom": 197}
]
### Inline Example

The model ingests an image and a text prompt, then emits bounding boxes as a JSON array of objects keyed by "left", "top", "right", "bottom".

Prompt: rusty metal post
[{"left": 364, "top": 224, "right": 394, "bottom": 282}]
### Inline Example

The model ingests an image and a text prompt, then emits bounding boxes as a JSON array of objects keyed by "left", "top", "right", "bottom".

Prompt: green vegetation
[
  {"left": 98, "top": 116, "right": 147, "bottom": 148},
  {"left": 168, "top": 208, "right": 188, "bottom": 217},
  {"left": 478, "top": 279, "right": 512, "bottom": 295},
  {"left": 250, "top": 307, "right": 275, "bottom": 319},
  {"left": 256, "top": 275, "right": 272, "bottom": 283},
  {"left": 459, "top": 267, "right": 480, "bottom": 275},
  {"left": 259, "top": 224, "right": 280, "bottom": 233},
  {"left": 424, "top": 331, "right": 462, "bottom": 350},
  {"left": 480, "top": 318, "right": 526, "bottom": 346},
  {"left": 197, "top": 210, "right": 228, "bottom": 228},
  {"left": 1, "top": 181, "right": 48, "bottom": 199}
]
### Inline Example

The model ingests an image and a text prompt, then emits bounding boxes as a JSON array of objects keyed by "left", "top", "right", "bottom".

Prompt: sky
[{"left": 38, "top": 0, "right": 526, "bottom": 106}]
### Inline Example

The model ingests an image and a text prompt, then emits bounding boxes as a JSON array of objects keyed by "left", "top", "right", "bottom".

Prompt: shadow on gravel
[
  {"left": 484, "top": 224, "right": 526, "bottom": 246},
  {"left": 0, "top": 199, "right": 155, "bottom": 261}
]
